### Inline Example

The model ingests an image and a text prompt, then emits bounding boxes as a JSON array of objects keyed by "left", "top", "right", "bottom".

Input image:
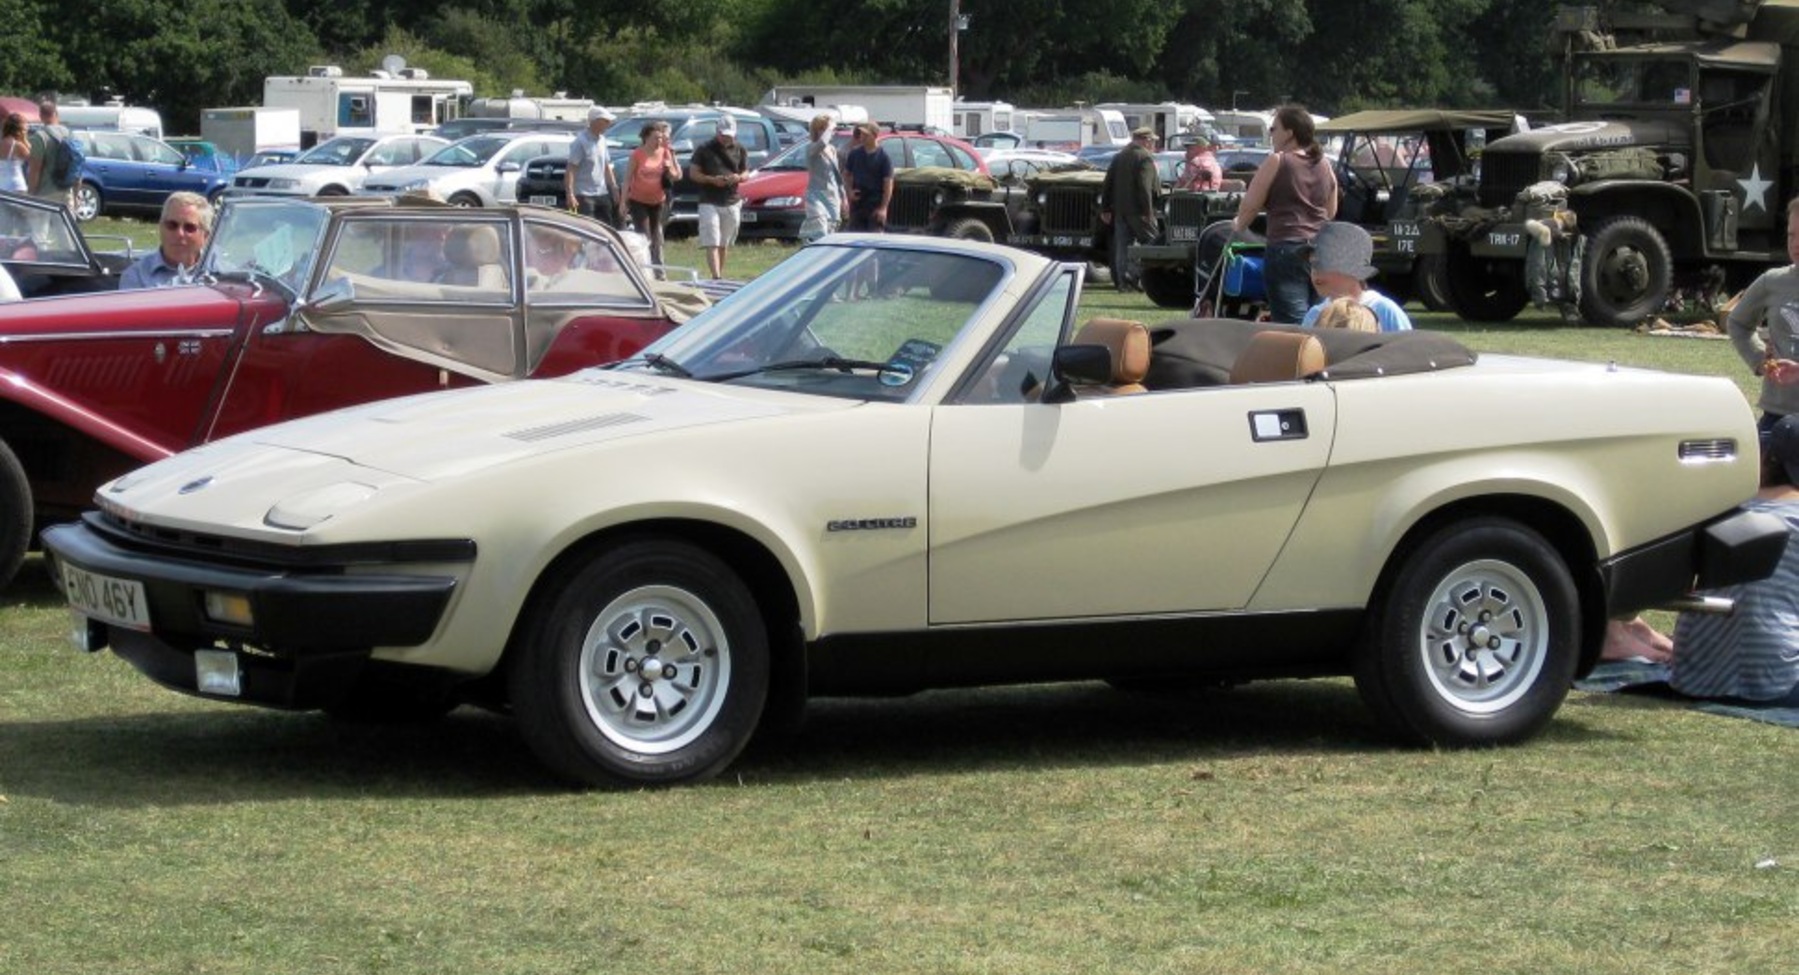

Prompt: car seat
[
  {"left": 438, "top": 225, "right": 506, "bottom": 289},
  {"left": 1070, "top": 317, "right": 1150, "bottom": 396},
  {"left": 1228, "top": 329, "right": 1325, "bottom": 384}
]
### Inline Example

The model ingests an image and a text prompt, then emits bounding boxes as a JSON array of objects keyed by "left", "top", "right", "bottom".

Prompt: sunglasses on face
[{"left": 162, "top": 220, "right": 203, "bottom": 234}]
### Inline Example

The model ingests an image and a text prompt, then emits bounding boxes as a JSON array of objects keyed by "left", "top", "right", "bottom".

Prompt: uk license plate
[
  {"left": 60, "top": 562, "right": 151, "bottom": 631},
  {"left": 529, "top": 195, "right": 558, "bottom": 206}
]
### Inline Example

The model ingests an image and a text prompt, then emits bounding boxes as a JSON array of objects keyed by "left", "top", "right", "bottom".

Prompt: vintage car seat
[
  {"left": 439, "top": 225, "right": 506, "bottom": 289},
  {"left": 1228, "top": 329, "right": 1326, "bottom": 384},
  {"left": 1070, "top": 317, "right": 1151, "bottom": 396}
]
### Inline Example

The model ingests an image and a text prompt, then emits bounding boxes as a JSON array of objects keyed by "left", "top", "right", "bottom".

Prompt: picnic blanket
[{"left": 1575, "top": 660, "right": 1799, "bottom": 728}]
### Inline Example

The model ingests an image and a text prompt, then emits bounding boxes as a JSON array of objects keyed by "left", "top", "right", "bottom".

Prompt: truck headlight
[{"left": 1545, "top": 154, "right": 1573, "bottom": 185}]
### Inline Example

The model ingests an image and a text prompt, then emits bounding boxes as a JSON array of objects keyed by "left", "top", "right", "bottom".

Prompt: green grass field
[{"left": 6, "top": 215, "right": 1793, "bottom": 975}]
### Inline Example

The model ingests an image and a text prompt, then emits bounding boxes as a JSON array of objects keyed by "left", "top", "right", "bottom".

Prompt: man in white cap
[
  {"left": 689, "top": 113, "right": 749, "bottom": 278},
  {"left": 1298, "top": 221, "right": 1411, "bottom": 332},
  {"left": 567, "top": 105, "right": 620, "bottom": 227}
]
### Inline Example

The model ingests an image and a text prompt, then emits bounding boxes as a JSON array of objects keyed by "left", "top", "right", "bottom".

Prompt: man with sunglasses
[{"left": 120, "top": 192, "right": 213, "bottom": 290}]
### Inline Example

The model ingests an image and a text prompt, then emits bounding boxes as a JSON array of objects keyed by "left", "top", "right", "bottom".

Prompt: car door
[
  {"left": 926, "top": 270, "right": 1337, "bottom": 623},
  {"left": 132, "top": 136, "right": 199, "bottom": 206},
  {"left": 80, "top": 133, "right": 136, "bottom": 205},
  {"left": 492, "top": 139, "right": 558, "bottom": 204},
  {"left": 204, "top": 213, "right": 520, "bottom": 438}
]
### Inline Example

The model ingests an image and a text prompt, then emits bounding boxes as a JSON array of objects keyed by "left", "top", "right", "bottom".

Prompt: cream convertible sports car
[{"left": 43, "top": 235, "right": 1787, "bottom": 786}]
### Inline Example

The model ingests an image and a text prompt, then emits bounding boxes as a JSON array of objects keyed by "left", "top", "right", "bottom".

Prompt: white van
[{"left": 57, "top": 103, "right": 164, "bottom": 140}]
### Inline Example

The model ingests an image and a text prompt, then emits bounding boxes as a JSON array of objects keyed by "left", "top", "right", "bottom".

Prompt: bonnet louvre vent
[{"left": 505, "top": 412, "right": 648, "bottom": 442}]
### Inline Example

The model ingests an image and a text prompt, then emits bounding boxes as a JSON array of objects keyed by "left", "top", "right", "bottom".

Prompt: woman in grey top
[
  {"left": 801, "top": 115, "right": 844, "bottom": 242},
  {"left": 1726, "top": 195, "right": 1799, "bottom": 435}
]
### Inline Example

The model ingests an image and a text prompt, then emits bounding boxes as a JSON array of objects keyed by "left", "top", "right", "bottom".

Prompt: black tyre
[
  {"left": 316, "top": 185, "right": 350, "bottom": 197},
  {"left": 508, "top": 539, "right": 768, "bottom": 786},
  {"left": 942, "top": 216, "right": 995, "bottom": 243},
  {"left": 448, "top": 192, "right": 481, "bottom": 208},
  {"left": 1354, "top": 517, "right": 1579, "bottom": 747},
  {"left": 71, "top": 182, "right": 101, "bottom": 222},
  {"left": 1413, "top": 253, "right": 1454, "bottom": 312},
  {"left": 0, "top": 438, "right": 29, "bottom": 591},
  {"left": 1141, "top": 265, "right": 1193, "bottom": 308},
  {"left": 1444, "top": 243, "right": 1528, "bottom": 322},
  {"left": 1577, "top": 215, "right": 1672, "bottom": 328}
]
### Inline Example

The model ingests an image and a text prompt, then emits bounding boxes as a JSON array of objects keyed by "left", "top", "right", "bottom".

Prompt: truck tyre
[
  {"left": 943, "top": 217, "right": 995, "bottom": 243},
  {"left": 0, "top": 438, "right": 30, "bottom": 591},
  {"left": 1444, "top": 244, "right": 1528, "bottom": 322},
  {"left": 1414, "top": 253, "right": 1454, "bottom": 312},
  {"left": 1577, "top": 216, "right": 1672, "bottom": 328},
  {"left": 1141, "top": 265, "right": 1192, "bottom": 308}
]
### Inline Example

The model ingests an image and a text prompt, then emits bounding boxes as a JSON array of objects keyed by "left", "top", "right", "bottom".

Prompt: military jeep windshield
[{"left": 1574, "top": 57, "right": 1695, "bottom": 107}]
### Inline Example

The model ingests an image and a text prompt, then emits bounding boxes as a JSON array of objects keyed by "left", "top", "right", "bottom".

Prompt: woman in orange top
[{"left": 625, "top": 120, "right": 677, "bottom": 268}]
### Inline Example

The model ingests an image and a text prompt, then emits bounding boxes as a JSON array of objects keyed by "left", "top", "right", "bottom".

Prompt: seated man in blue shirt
[{"left": 119, "top": 192, "right": 213, "bottom": 290}]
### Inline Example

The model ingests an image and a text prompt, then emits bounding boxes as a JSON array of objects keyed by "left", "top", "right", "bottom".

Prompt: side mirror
[
  {"left": 496, "top": 161, "right": 520, "bottom": 174},
  {"left": 1041, "top": 343, "right": 1112, "bottom": 403}
]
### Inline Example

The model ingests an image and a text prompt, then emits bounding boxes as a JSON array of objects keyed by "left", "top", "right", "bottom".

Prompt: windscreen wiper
[{"left": 701, "top": 356, "right": 897, "bottom": 383}]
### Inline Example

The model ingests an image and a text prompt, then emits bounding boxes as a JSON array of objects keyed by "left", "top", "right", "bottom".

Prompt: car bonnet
[{"left": 99, "top": 374, "right": 849, "bottom": 536}]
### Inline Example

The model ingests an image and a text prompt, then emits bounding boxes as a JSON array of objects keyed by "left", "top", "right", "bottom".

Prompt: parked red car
[
  {"left": 0, "top": 196, "right": 706, "bottom": 589},
  {"left": 737, "top": 128, "right": 988, "bottom": 241}
]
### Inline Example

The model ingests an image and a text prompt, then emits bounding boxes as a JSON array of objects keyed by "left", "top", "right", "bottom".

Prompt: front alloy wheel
[
  {"left": 1355, "top": 517, "right": 1578, "bottom": 746},
  {"left": 510, "top": 539, "right": 769, "bottom": 786}
]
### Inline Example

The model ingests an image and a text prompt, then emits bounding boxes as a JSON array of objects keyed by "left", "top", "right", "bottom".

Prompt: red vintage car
[{"left": 0, "top": 196, "right": 707, "bottom": 588}]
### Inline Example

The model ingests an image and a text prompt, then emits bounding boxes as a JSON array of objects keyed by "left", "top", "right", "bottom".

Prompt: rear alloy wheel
[
  {"left": 942, "top": 216, "right": 995, "bottom": 243},
  {"left": 72, "top": 182, "right": 101, "bottom": 222},
  {"left": 509, "top": 539, "right": 769, "bottom": 786},
  {"left": 1444, "top": 243, "right": 1529, "bottom": 322},
  {"left": 1577, "top": 216, "right": 1672, "bottom": 328},
  {"left": 1354, "top": 517, "right": 1579, "bottom": 747},
  {"left": 1141, "top": 265, "right": 1193, "bottom": 308},
  {"left": 0, "top": 438, "right": 30, "bottom": 591}
]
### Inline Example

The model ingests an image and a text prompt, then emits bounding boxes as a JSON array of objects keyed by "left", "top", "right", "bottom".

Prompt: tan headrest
[
  {"left": 1229, "top": 330, "right": 1326, "bottom": 384},
  {"left": 1073, "top": 317, "right": 1150, "bottom": 384}
]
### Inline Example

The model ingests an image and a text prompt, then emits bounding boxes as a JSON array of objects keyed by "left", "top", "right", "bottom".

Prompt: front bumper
[
  {"left": 1599, "top": 506, "right": 1789, "bottom": 617},
  {"left": 738, "top": 207, "right": 804, "bottom": 240},
  {"left": 1129, "top": 242, "right": 1194, "bottom": 267},
  {"left": 41, "top": 516, "right": 468, "bottom": 708}
]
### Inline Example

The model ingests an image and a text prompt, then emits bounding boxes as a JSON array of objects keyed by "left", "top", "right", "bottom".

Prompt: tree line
[{"left": 0, "top": 0, "right": 1571, "bottom": 133}]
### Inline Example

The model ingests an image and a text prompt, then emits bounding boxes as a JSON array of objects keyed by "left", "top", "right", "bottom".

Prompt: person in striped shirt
[{"left": 1665, "top": 414, "right": 1799, "bottom": 705}]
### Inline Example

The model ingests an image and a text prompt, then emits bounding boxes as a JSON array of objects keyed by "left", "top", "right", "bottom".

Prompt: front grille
[
  {"left": 888, "top": 184, "right": 935, "bottom": 230},
  {"left": 1479, "top": 152, "right": 1541, "bottom": 208},
  {"left": 1164, "top": 194, "right": 1213, "bottom": 238},
  {"left": 1039, "top": 187, "right": 1098, "bottom": 235},
  {"left": 524, "top": 160, "right": 565, "bottom": 181},
  {"left": 234, "top": 176, "right": 269, "bottom": 189}
]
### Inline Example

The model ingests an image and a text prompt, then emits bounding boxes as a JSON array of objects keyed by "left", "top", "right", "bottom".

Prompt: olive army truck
[
  {"left": 1410, "top": 0, "right": 1799, "bottom": 326},
  {"left": 1130, "top": 109, "right": 1517, "bottom": 310}
]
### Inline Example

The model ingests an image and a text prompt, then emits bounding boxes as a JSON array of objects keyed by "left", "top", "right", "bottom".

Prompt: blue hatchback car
[{"left": 68, "top": 130, "right": 232, "bottom": 222}]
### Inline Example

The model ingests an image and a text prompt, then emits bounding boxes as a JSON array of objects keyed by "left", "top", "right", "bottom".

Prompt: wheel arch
[
  {"left": 497, "top": 517, "right": 806, "bottom": 698},
  {"left": 1568, "top": 182, "right": 1704, "bottom": 261},
  {"left": 0, "top": 388, "right": 171, "bottom": 521},
  {"left": 937, "top": 203, "right": 1010, "bottom": 238},
  {"left": 1367, "top": 493, "right": 1608, "bottom": 675}
]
